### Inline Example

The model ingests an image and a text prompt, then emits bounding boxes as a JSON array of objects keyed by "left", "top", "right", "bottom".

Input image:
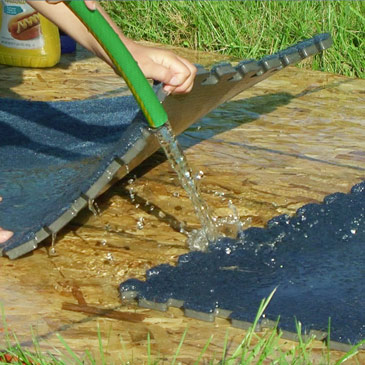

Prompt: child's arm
[{"left": 27, "top": 1, "right": 196, "bottom": 94}]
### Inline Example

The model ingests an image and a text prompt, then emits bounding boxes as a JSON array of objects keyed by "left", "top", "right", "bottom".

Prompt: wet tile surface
[
  {"left": 121, "top": 181, "right": 365, "bottom": 346},
  {"left": 0, "top": 96, "right": 144, "bottom": 254}
]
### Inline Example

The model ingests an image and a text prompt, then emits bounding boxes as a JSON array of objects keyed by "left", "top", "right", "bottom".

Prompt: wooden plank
[{"left": 0, "top": 45, "right": 364, "bottom": 363}]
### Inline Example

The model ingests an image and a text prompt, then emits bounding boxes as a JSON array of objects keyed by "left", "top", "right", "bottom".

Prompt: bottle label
[{"left": 0, "top": 0, "right": 44, "bottom": 49}]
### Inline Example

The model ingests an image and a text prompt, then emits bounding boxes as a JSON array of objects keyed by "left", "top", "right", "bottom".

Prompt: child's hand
[
  {"left": 129, "top": 43, "right": 197, "bottom": 94},
  {"left": 31, "top": 1, "right": 197, "bottom": 94},
  {"left": 83, "top": 1, "right": 96, "bottom": 10},
  {"left": 46, "top": 0, "right": 95, "bottom": 10},
  {"left": 0, "top": 198, "right": 13, "bottom": 244},
  {"left": 0, "top": 228, "right": 13, "bottom": 243}
]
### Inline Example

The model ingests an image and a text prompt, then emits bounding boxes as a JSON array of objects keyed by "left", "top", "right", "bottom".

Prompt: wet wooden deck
[{"left": 0, "top": 44, "right": 364, "bottom": 363}]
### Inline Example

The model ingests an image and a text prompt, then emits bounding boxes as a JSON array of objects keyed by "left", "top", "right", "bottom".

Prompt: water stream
[{"left": 154, "top": 122, "right": 219, "bottom": 251}]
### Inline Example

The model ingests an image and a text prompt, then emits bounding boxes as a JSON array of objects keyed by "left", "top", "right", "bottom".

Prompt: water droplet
[
  {"left": 137, "top": 217, "right": 145, "bottom": 230},
  {"left": 173, "top": 192, "right": 180, "bottom": 197},
  {"left": 158, "top": 211, "right": 166, "bottom": 218},
  {"left": 351, "top": 229, "right": 357, "bottom": 235},
  {"left": 180, "top": 227, "right": 187, "bottom": 234},
  {"left": 225, "top": 247, "right": 232, "bottom": 255},
  {"left": 49, "top": 232, "right": 58, "bottom": 256},
  {"left": 106, "top": 171, "right": 113, "bottom": 180},
  {"left": 184, "top": 171, "right": 191, "bottom": 179},
  {"left": 106, "top": 252, "right": 113, "bottom": 261},
  {"left": 88, "top": 199, "right": 100, "bottom": 216},
  {"left": 195, "top": 170, "right": 204, "bottom": 180}
]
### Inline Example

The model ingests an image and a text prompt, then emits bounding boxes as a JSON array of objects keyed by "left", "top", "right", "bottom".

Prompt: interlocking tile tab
[
  {"left": 236, "top": 59, "right": 260, "bottom": 76},
  {"left": 258, "top": 54, "right": 283, "bottom": 72},
  {"left": 211, "top": 62, "right": 239, "bottom": 80},
  {"left": 0, "top": 33, "right": 332, "bottom": 259},
  {"left": 120, "top": 181, "right": 365, "bottom": 351}
]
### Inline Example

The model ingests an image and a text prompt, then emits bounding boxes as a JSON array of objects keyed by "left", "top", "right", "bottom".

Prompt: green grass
[
  {"left": 1, "top": 293, "right": 364, "bottom": 364},
  {"left": 102, "top": 0, "right": 365, "bottom": 78}
]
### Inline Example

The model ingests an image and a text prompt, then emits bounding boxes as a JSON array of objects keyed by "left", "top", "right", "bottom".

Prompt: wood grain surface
[{"left": 0, "top": 44, "right": 364, "bottom": 363}]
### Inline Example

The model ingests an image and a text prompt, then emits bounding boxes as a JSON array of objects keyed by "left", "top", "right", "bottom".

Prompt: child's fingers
[
  {"left": 172, "top": 56, "right": 197, "bottom": 93},
  {"left": 163, "top": 56, "right": 196, "bottom": 94},
  {"left": 45, "top": 0, "right": 96, "bottom": 10},
  {"left": 84, "top": 1, "right": 96, "bottom": 10},
  {"left": 148, "top": 63, "right": 178, "bottom": 91},
  {"left": 0, "top": 199, "right": 13, "bottom": 243},
  {"left": 0, "top": 228, "right": 13, "bottom": 243}
]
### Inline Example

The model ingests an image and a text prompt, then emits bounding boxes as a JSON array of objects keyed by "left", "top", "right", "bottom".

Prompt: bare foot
[{"left": 0, "top": 197, "right": 13, "bottom": 244}]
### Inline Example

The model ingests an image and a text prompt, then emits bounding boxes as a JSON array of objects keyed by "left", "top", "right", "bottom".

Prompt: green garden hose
[{"left": 66, "top": 1, "right": 168, "bottom": 128}]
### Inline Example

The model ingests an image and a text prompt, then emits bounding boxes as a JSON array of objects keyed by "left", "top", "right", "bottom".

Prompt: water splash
[
  {"left": 215, "top": 200, "right": 246, "bottom": 238},
  {"left": 186, "top": 200, "right": 252, "bottom": 251},
  {"left": 154, "top": 122, "right": 218, "bottom": 250}
]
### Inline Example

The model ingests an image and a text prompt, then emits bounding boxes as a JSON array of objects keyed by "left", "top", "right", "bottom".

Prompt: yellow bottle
[{"left": 0, "top": 0, "right": 60, "bottom": 67}]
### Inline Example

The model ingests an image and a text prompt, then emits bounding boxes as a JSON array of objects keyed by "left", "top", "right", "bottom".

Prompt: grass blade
[
  {"left": 335, "top": 339, "right": 365, "bottom": 365},
  {"left": 193, "top": 334, "right": 213, "bottom": 365},
  {"left": 230, "top": 287, "right": 277, "bottom": 361},
  {"left": 171, "top": 327, "right": 188, "bottom": 365},
  {"left": 97, "top": 324, "right": 105, "bottom": 365},
  {"left": 221, "top": 329, "right": 230, "bottom": 363},
  {"left": 56, "top": 333, "right": 83, "bottom": 365}
]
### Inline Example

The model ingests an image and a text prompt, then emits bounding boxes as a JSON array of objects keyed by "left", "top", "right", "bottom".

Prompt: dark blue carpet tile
[
  {"left": 0, "top": 96, "right": 146, "bottom": 250},
  {"left": 120, "top": 181, "right": 365, "bottom": 345}
]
